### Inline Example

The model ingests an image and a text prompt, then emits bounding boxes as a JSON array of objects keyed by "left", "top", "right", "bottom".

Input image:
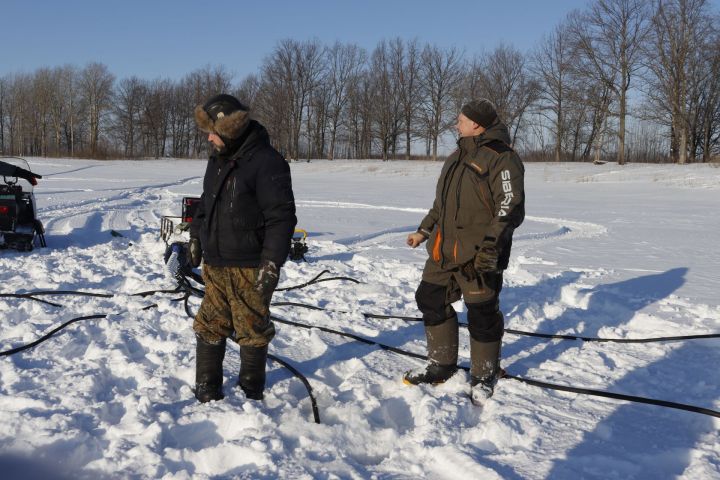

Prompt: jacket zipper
[
  {"left": 438, "top": 149, "right": 463, "bottom": 268},
  {"left": 454, "top": 167, "right": 466, "bottom": 222}
]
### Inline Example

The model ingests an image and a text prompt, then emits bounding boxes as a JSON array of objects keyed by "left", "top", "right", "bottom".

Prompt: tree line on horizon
[{"left": 0, "top": 0, "right": 718, "bottom": 164}]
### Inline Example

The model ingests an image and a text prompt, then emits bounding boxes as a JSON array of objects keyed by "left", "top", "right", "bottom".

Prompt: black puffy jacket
[{"left": 190, "top": 120, "right": 297, "bottom": 267}]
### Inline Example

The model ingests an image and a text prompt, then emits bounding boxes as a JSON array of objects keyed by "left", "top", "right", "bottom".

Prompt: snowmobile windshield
[{"left": 0, "top": 157, "right": 41, "bottom": 193}]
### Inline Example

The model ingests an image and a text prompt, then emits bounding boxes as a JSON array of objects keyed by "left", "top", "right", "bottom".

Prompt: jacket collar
[
  {"left": 456, "top": 120, "right": 512, "bottom": 152},
  {"left": 214, "top": 120, "right": 270, "bottom": 161}
]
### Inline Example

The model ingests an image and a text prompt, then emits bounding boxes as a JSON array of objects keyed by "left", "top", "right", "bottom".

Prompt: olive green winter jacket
[{"left": 418, "top": 121, "right": 525, "bottom": 270}]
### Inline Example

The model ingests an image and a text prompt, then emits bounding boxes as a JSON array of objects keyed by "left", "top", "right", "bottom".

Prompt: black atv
[{"left": 0, "top": 157, "right": 46, "bottom": 251}]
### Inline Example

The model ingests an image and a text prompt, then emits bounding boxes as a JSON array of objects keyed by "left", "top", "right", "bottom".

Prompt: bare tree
[
  {"left": 387, "top": 38, "right": 408, "bottom": 158},
  {"left": 346, "top": 70, "right": 374, "bottom": 158},
  {"left": 398, "top": 39, "right": 422, "bottom": 160},
  {"left": 4, "top": 73, "right": 33, "bottom": 156},
  {"left": 325, "top": 42, "right": 366, "bottom": 160},
  {"left": 79, "top": 62, "right": 115, "bottom": 156},
  {"left": 194, "top": 65, "right": 234, "bottom": 97},
  {"left": 46, "top": 66, "right": 67, "bottom": 156},
  {"left": 141, "top": 79, "right": 173, "bottom": 158},
  {"left": 644, "top": 0, "right": 714, "bottom": 163},
  {"left": 420, "top": 45, "right": 463, "bottom": 161},
  {"left": 368, "top": 40, "right": 404, "bottom": 160},
  {"left": 698, "top": 33, "right": 720, "bottom": 161},
  {"left": 167, "top": 78, "right": 194, "bottom": 158},
  {"left": 685, "top": 23, "right": 720, "bottom": 161},
  {"left": 5, "top": 17, "right": 720, "bottom": 163},
  {"left": 114, "top": 77, "right": 145, "bottom": 157},
  {"left": 253, "top": 71, "right": 292, "bottom": 156},
  {"left": 235, "top": 74, "right": 261, "bottom": 107},
  {"left": 32, "top": 68, "right": 56, "bottom": 157},
  {"left": 55, "top": 65, "right": 81, "bottom": 157},
  {"left": 262, "top": 39, "right": 325, "bottom": 160},
  {"left": 307, "top": 79, "right": 330, "bottom": 159},
  {"left": 532, "top": 23, "right": 575, "bottom": 161},
  {"left": 474, "top": 44, "right": 540, "bottom": 147},
  {"left": 568, "top": 0, "right": 650, "bottom": 165}
]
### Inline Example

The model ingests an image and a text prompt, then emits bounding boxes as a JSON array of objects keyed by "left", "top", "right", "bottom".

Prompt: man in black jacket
[{"left": 189, "top": 94, "right": 297, "bottom": 403}]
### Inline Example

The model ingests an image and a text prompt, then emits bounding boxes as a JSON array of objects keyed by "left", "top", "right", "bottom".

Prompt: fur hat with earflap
[{"left": 194, "top": 94, "right": 250, "bottom": 140}]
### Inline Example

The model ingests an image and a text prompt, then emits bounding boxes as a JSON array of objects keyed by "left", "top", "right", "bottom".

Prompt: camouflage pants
[{"left": 194, "top": 264, "right": 276, "bottom": 347}]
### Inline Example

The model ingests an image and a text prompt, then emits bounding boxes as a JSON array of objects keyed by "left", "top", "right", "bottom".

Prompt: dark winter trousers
[
  {"left": 194, "top": 264, "right": 276, "bottom": 347},
  {"left": 417, "top": 258, "right": 505, "bottom": 343}
]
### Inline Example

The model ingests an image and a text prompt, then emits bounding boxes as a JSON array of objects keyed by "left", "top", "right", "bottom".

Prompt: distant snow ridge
[
  {"left": 516, "top": 216, "right": 607, "bottom": 242},
  {"left": 297, "top": 201, "right": 608, "bottom": 246},
  {"left": 296, "top": 200, "right": 427, "bottom": 214}
]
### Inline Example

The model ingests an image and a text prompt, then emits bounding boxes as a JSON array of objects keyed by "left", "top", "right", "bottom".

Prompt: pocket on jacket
[
  {"left": 230, "top": 216, "right": 264, "bottom": 252},
  {"left": 232, "top": 214, "right": 263, "bottom": 230},
  {"left": 462, "top": 163, "right": 494, "bottom": 217},
  {"left": 461, "top": 272, "right": 502, "bottom": 304}
]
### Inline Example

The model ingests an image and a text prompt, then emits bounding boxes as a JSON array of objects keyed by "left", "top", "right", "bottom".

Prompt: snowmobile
[{"left": 0, "top": 157, "right": 46, "bottom": 251}]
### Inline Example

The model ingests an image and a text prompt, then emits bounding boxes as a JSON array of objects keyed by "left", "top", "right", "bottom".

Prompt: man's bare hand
[{"left": 406, "top": 232, "right": 427, "bottom": 248}]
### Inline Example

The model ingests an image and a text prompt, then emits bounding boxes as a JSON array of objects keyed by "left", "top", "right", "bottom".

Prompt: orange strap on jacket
[{"left": 432, "top": 230, "right": 442, "bottom": 262}]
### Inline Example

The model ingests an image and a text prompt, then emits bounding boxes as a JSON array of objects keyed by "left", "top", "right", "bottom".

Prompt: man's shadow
[
  {"left": 546, "top": 334, "right": 720, "bottom": 478},
  {"left": 497, "top": 267, "right": 719, "bottom": 478},
  {"left": 503, "top": 268, "right": 688, "bottom": 377}
]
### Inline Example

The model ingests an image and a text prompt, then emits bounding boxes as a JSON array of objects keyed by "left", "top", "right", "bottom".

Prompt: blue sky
[
  {"left": 2, "top": 0, "right": 590, "bottom": 81},
  {"left": 3, "top": 0, "right": 719, "bottom": 82}
]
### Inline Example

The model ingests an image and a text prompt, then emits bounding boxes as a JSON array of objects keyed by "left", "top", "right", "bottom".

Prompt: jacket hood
[
  {"left": 476, "top": 120, "right": 511, "bottom": 146},
  {"left": 237, "top": 120, "right": 269, "bottom": 153},
  {"left": 457, "top": 120, "right": 512, "bottom": 152}
]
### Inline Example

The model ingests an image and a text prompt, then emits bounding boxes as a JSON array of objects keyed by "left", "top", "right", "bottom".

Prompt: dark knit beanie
[
  {"left": 461, "top": 99, "right": 498, "bottom": 128},
  {"left": 194, "top": 94, "right": 250, "bottom": 140}
]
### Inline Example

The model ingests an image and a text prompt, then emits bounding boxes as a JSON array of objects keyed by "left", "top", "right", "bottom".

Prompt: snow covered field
[{"left": 1, "top": 158, "right": 719, "bottom": 479}]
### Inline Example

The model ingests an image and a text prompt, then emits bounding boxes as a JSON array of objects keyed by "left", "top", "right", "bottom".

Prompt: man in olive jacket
[
  {"left": 405, "top": 99, "right": 525, "bottom": 406},
  {"left": 189, "top": 94, "right": 297, "bottom": 403}
]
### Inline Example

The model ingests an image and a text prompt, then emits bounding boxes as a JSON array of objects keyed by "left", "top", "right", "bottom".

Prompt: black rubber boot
[
  {"left": 194, "top": 336, "right": 226, "bottom": 403},
  {"left": 239, "top": 345, "right": 268, "bottom": 400},
  {"left": 469, "top": 339, "right": 501, "bottom": 406},
  {"left": 403, "top": 316, "right": 458, "bottom": 385},
  {"left": 426, "top": 318, "right": 459, "bottom": 366},
  {"left": 403, "top": 318, "right": 459, "bottom": 386},
  {"left": 403, "top": 362, "right": 458, "bottom": 385},
  {"left": 470, "top": 371, "right": 501, "bottom": 406}
]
